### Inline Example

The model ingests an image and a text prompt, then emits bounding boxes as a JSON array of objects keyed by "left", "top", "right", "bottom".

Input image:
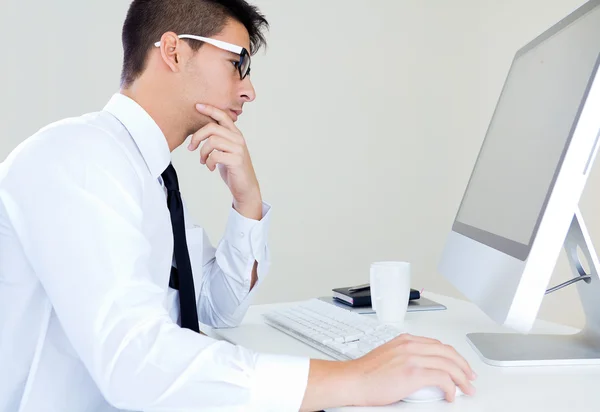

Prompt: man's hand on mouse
[
  {"left": 188, "top": 103, "right": 262, "bottom": 221},
  {"left": 347, "top": 333, "right": 477, "bottom": 406}
]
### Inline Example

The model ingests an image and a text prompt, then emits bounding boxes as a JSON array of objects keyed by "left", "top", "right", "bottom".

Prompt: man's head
[{"left": 120, "top": 0, "right": 268, "bottom": 139}]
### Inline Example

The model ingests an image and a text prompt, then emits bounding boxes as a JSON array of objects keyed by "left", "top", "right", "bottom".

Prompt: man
[{"left": 0, "top": 0, "right": 476, "bottom": 411}]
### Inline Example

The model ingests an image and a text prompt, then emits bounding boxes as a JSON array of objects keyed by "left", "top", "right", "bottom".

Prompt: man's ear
[{"left": 157, "top": 32, "right": 182, "bottom": 71}]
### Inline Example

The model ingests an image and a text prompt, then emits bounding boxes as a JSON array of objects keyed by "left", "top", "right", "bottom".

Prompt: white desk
[{"left": 200, "top": 292, "right": 600, "bottom": 411}]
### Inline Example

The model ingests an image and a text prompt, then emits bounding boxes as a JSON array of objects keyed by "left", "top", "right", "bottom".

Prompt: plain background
[{"left": 1, "top": 0, "right": 596, "bottom": 329}]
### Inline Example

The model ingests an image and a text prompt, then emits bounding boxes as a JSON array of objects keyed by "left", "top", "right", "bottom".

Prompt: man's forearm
[{"left": 300, "top": 360, "right": 361, "bottom": 411}]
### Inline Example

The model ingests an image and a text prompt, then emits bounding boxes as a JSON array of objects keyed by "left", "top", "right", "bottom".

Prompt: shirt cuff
[
  {"left": 224, "top": 202, "right": 271, "bottom": 263},
  {"left": 251, "top": 353, "right": 310, "bottom": 411}
]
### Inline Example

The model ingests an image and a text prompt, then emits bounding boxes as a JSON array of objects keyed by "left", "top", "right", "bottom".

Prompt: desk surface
[{"left": 201, "top": 292, "right": 599, "bottom": 411}]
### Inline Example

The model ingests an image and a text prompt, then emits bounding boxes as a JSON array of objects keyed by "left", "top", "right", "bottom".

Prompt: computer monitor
[{"left": 438, "top": 0, "right": 600, "bottom": 366}]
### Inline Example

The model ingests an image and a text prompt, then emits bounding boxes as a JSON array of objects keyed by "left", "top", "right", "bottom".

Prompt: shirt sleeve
[
  {"left": 184, "top": 201, "right": 272, "bottom": 328},
  {"left": 4, "top": 130, "right": 309, "bottom": 411}
]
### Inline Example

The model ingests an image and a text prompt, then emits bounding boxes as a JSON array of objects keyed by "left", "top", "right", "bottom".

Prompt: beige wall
[{"left": 1, "top": 0, "right": 594, "bottom": 328}]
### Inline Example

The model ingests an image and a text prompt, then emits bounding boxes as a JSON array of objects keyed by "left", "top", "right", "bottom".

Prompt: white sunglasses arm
[{"left": 153, "top": 34, "right": 243, "bottom": 54}]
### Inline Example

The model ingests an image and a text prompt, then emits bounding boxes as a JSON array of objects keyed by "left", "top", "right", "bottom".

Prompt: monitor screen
[{"left": 454, "top": 5, "right": 600, "bottom": 260}]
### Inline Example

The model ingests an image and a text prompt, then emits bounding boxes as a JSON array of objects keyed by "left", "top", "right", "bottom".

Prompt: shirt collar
[{"left": 103, "top": 93, "right": 171, "bottom": 179}]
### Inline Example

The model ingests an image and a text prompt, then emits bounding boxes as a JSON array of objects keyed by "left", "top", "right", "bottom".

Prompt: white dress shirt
[{"left": 0, "top": 94, "right": 309, "bottom": 412}]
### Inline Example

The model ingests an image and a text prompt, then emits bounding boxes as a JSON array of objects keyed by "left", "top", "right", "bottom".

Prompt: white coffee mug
[{"left": 370, "top": 261, "right": 411, "bottom": 327}]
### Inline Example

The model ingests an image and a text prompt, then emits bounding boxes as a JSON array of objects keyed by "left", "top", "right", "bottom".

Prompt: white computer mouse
[{"left": 402, "top": 386, "right": 464, "bottom": 403}]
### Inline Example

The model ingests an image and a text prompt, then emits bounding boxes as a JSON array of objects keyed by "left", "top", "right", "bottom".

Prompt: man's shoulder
[
  {"left": 33, "top": 111, "right": 128, "bottom": 155},
  {"left": 2, "top": 112, "right": 143, "bottom": 192}
]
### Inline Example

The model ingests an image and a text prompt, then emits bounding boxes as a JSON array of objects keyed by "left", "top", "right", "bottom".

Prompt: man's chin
[{"left": 187, "top": 118, "right": 212, "bottom": 136}]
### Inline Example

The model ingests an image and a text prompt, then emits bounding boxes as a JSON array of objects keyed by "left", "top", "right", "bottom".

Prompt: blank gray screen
[{"left": 456, "top": 6, "right": 600, "bottom": 247}]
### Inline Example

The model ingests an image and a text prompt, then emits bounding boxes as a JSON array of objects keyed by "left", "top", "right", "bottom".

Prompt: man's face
[{"left": 179, "top": 19, "right": 256, "bottom": 132}]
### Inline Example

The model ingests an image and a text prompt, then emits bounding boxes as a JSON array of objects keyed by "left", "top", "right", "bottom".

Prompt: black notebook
[{"left": 332, "top": 286, "right": 420, "bottom": 307}]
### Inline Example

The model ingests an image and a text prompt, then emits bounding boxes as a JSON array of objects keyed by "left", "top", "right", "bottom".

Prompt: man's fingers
[
  {"left": 410, "top": 356, "right": 475, "bottom": 396},
  {"left": 196, "top": 103, "right": 240, "bottom": 133},
  {"left": 415, "top": 369, "right": 457, "bottom": 402},
  {"left": 188, "top": 123, "right": 240, "bottom": 151},
  {"left": 416, "top": 344, "right": 473, "bottom": 382},
  {"left": 199, "top": 136, "right": 239, "bottom": 165},
  {"left": 205, "top": 151, "right": 236, "bottom": 172},
  {"left": 390, "top": 335, "right": 475, "bottom": 381}
]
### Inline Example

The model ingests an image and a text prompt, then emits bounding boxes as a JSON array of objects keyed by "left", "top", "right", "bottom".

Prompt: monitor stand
[{"left": 467, "top": 207, "right": 600, "bottom": 366}]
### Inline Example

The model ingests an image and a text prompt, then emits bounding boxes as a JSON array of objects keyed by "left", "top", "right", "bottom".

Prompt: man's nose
[{"left": 240, "top": 76, "right": 256, "bottom": 102}]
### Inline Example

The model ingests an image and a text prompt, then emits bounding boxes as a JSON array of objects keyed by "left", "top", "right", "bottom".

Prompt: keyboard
[{"left": 262, "top": 298, "right": 404, "bottom": 360}]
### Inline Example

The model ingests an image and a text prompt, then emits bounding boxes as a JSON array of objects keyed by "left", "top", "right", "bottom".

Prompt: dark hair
[{"left": 120, "top": 0, "right": 268, "bottom": 87}]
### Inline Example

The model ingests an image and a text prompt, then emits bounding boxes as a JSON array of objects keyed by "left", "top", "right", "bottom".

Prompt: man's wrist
[
  {"left": 233, "top": 195, "right": 263, "bottom": 221},
  {"left": 344, "top": 359, "right": 367, "bottom": 406},
  {"left": 301, "top": 359, "right": 364, "bottom": 411}
]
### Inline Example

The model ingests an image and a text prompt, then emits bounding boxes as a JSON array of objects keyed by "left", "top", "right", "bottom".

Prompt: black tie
[{"left": 162, "top": 163, "right": 200, "bottom": 333}]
